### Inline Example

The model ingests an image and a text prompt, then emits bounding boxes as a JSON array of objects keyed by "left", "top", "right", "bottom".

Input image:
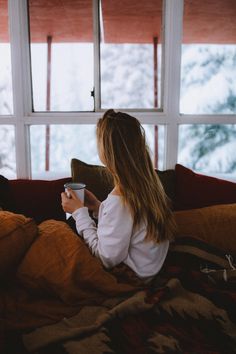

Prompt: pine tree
[{"left": 180, "top": 45, "right": 236, "bottom": 174}]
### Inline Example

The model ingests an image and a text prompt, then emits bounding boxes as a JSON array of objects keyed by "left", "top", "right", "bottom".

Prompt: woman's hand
[
  {"left": 61, "top": 188, "right": 83, "bottom": 214},
  {"left": 84, "top": 189, "right": 101, "bottom": 214}
]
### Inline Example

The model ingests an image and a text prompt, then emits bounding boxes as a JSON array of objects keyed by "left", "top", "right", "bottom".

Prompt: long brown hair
[{"left": 96, "top": 109, "right": 175, "bottom": 243}]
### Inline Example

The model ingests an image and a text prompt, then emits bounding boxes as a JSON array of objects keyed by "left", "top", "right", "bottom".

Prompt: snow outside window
[
  {"left": 0, "top": 126, "right": 16, "bottom": 179},
  {"left": 30, "top": 124, "right": 164, "bottom": 179},
  {"left": 178, "top": 0, "right": 236, "bottom": 178}
]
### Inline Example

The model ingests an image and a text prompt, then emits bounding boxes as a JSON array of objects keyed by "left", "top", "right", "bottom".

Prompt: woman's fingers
[
  {"left": 85, "top": 189, "right": 99, "bottom": 203},
  {"left": 61, "top": 192, "right": 68, "bottom": 201},
  {"left": 66, "top": 188, "right": 78, "bottom": 200},
  {"left": 84, "top": 189, "right": 94, "bottom": 199},
  {"left": 61, "top": 190, "right": 83, "bottom": 213}
]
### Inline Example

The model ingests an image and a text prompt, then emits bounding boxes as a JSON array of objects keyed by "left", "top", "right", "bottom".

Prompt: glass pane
[
  {"left": 28, "top": 0, "right": 94, "bottom": 112},
  {"left": 100, "top": 0, "right": 163, "bottom": 109},
  {"left": 0, "top": 126, "right": 16, "bottom": 178},
  {"left": 30, "top": 125, "right": 99, "bottom": 178},
  {"left": 143, "top": 125, "right": 164, "bottom": 170},
  {"left": 178, "top": 124, "right": 236, "bottom": 178},
  {"left": 0, "top": 0, "right": 13, "bottom": 114},
  {"left": 30, "top": 124, "right": 164, "bottom": 178},
  {"left": 180, "top": 0, "right": 236, "bottom": 114}
]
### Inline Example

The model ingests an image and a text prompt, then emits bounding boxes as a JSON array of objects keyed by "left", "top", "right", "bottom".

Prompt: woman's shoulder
[
  {"left": 101, "top": 194, "right": 133, "bottom": 224},
  {"left": 110, "top": 187, "right": 121, "bottom": 196},
  {"left": 105, "top": 193, "right": 122, "bottom": 205},
  {"left": 102, "top": 188, "right": 122, "bottom": 205},
  {"left": 102, "top": 193, "right": 126, "bottom": 212}
]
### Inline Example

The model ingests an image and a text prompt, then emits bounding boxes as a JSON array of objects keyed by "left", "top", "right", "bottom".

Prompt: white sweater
[{"left": 72, "top": 194, "right": 169, "bottom": 279}]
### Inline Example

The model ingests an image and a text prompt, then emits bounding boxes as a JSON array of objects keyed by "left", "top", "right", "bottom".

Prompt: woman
[{"left": 61, "top": 109, "right": 175, "bottom": 281}]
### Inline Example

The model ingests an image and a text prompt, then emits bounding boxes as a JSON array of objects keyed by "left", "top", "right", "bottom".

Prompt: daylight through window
[{"left": 0, "top": 0, "right": 235, "bottom": 180}]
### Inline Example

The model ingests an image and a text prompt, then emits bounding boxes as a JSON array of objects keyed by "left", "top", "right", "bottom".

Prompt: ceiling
[
  {"left": 0, "top": 0, "right": 236, "bottom": 44},
  {"left": 183, "top": 0, "right": 236, "bottom": 44}
]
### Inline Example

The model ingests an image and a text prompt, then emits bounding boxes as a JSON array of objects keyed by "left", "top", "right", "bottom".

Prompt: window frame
[{"left": 1, "top": 0, "right": 235, "bottom": 179}]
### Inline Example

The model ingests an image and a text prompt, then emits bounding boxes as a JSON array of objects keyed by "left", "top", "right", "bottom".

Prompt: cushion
[
  {"left": 17, "top": 220, "right": 135, "bottom": 305},
  {"left": 174, "top": 203, "right": 236, "bottom": 254},
  {"left": 71, "top": 158, "right": 176, "bottom": 204},
  {"left": 0, "top": 211, "right": 38, "bottom": 279},
  {"left": 8, "top": 177, "right": 71, "bottom": 224},
  {"left": 0, "top": 175, "right": 10, "bottom": 210},
  {"left": 71, "top": 158, "right": 114, "bottom": 202},
  {"left": 175, "top": 164, "right": 236, "bottom": 210},
  {"left": 156, "top": 169, "right": 176, "bottom": 205}
]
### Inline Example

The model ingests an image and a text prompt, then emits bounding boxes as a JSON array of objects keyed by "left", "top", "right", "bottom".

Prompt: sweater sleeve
[{"left": 72, "top": 197, "right": 133, "bottom": 268}]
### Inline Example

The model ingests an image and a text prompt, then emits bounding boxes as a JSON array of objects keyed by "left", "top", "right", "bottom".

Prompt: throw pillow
[
  {"left": 174, "top": 203, "right": 236, "bottom": 254},
  {"left": 71, "top": 158, "right": 176, "bottom": 204},
  {"left": 156, "top": 169, "right": 176, "bottom": 206},
  {"left": 71, "top": 158, "right": 114, "bottom": 201},
  {"left": 17, "top": 220, "right": 135, "bottom": 305},
  {"left": 8, "top": 177, "right": 71, "bottom": 224},
  {"left": 0, "top": 211, "right": 38, "bottom": 279},
  {"left": 175, "top": 164, "right": 236, "bottom": 210},
  {"left": 0, "top": 175, "right": 10, "bottom": 210}
]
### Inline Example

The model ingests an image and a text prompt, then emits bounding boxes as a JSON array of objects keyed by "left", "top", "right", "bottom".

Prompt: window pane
[
  {"left": 143, "top": 125, "right": 164, "bottom": 170},
  {"left": 178, "top": 124, "right": 236, "bottom": 178},
  {"left": 30, "top": 124, "right": 164, "bottom": 178},
  {"left": 0, "top": 126, "right": 16, "bottom": 178},
  {"left": 30, "top": 125, "right": 99, "bottom": 178},
  {"left": 0, "top": 0, "right": 13, "bottom": 115},
  {"left": 100, "top": 0, "right": 163, "bottom": 109},
  {"left": 28, "top": 0, "right": 94, "bottom": 112},
  {"left": 180, "top": 0, "right": 236, "bottom": 114}
]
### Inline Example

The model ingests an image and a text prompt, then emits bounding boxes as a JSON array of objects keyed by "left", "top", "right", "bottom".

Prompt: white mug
[{"left": 64, "top": 182, "right": 86, "bottom": 202}]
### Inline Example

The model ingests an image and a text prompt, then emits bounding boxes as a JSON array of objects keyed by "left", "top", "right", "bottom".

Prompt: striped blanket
[{"left": 21, "top": 237, "right": 236, "bottom": 354}]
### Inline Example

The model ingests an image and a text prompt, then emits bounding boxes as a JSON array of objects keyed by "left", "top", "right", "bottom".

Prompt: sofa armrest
[{"left": 6, "top": 177, "right": 71, "bottom": 223}]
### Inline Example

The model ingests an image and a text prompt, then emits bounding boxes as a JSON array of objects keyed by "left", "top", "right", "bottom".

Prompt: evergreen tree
[{"left": 180, "top": 45, "right": 236, "bottom": 174}]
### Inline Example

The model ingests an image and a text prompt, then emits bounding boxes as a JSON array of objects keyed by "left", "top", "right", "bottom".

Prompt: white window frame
[{"left": 1, "top": 0, "right": 235, "bottom": 179}]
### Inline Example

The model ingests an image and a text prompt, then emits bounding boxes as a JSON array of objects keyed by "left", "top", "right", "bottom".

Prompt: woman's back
[
  {"left": 73, "top": 192, "right": 169, "bottom": 279},
  {"left": 102, "top": 195, "right": 169, "bottom": 279}
]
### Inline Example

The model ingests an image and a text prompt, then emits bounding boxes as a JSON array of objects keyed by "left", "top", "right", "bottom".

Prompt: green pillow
[
  {"left": 71, "top": 159, "right": 114, "bottom": 202},
  {"left": 71, "top": 158, "right": 176, "bottom": 204}
]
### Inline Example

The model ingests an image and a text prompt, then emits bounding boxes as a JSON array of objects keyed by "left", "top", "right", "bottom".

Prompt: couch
[{"left": 1, "top": 160, "right": 236, "bottom": 353}]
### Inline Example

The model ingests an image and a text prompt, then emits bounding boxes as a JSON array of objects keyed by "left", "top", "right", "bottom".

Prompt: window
[
  {"left": 179, "top": 0, "right": 236, "bottom": 177},
  {"left": 0, "top": 0, "right": 13, "bottom": 114},
  {"left": 30, "top": 124, "right": 164, "bottom": 178},
  {"left": 29, "top": 0, "right": 163, "bottom": 112},
  {"left": 0, "top": 126, "right": 16, "bottom": 178},
  {"left": 29, "top": 0, "right": 94, "bottom": 111},
  {"left": 180, "top": 0, "right": 236, "bottom": 114},
  {"left": 1, "top": 0, "right": 235, "bottom": 180},
  {"left": 0, "top": 0, "right": 15, "bottom": 178},
  {"left": 181, "top": 45, "right": 236, "bottom": 114},
  {"left": 30, "top": 125, "right": 99, "bottom": 178},
  {"left": 100, "top": 0, "right": 163, "bottom": 109},
  {"left": 144, "top": 125, "right": 164, "bottom": 170},
  {"left": 178, "top": 124, "right": 236, "bottom": 177}
]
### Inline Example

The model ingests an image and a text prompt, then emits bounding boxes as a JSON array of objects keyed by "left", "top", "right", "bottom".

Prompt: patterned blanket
[{"left": 21, "top": 237, "right": 236, "bottom": 354}]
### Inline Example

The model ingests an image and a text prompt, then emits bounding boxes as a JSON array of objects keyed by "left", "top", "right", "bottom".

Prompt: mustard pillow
[
  {"left": 174, "top": 203, "right": 236, "bottom": 254},
  {"left": 0, "top": 211, "right": 38, "bottom": 278},
  {"left": 17, "top": 220, "right": 135, "bottom": 305}
]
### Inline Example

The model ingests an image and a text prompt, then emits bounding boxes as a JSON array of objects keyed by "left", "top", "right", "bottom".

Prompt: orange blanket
[{"left": 1, "top": 219, "right": 141, "bottom": 350}]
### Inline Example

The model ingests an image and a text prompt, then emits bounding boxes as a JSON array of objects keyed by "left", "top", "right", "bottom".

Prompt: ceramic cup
[{"left": 64, "top": 182, "right": 86, "bottom": 202}]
